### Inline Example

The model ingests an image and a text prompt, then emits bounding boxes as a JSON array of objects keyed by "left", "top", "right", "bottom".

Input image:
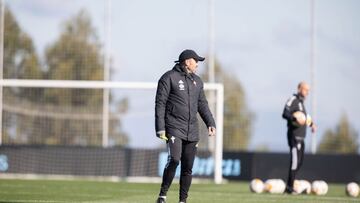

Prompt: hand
[
  {"left": 311, "top": 124, "right": 317, "bottom": 133},
  {"left": 157, "top": 131, "right": 168, "bottom": 141},
  {"left": 208, "top": 126, "right": 216, "bottom": 136}
]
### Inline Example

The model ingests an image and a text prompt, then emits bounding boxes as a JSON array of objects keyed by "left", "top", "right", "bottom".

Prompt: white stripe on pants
[{"left": 291, "top": 147, "right": 298, "bottom": 170}]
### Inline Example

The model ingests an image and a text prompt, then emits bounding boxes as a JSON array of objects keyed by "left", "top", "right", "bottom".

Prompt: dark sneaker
[
  {"left": 156, "top": 197, "right": 166, "bottom": 203},
  {"left": 285, "top": 186, "right": 298, "bottom": 195}
]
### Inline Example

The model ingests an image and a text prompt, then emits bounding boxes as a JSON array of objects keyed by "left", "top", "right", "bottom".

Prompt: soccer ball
[
  {"left": 292, "top": 111, "right": 306, "bottom": 126},
  {"left": 250, "top": 179, "right": 264, "bottom": 194},
  {"left": 294, "top": 180, "right": 311, "bottom": 194},
  {"left": 264, "top": 179, "right": 286, "bottom": 194},
  {"left": 312, "top": 180, "right": 328, "bottom": 195},
  {"left": 305, "top": 114, "right": 312, "bottom": 126},
  {"left": 346, "top": 182, "right": 359, "bottom": 197}
]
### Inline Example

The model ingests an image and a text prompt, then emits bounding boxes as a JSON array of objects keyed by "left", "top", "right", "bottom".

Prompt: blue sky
[{"left": 6, "top": 0, "right": 360, "bottom": 152}]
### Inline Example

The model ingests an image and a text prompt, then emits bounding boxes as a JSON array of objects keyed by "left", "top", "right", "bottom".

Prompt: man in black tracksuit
[
  {"left": 282, "top": 82, "right": 316, "bottom": 194},
  {"left": 155, "top": 49, "right": 216, "bottom": 203}
]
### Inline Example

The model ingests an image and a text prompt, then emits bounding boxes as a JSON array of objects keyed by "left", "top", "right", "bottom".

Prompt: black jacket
[
  {"left": 282, "top": 94, "right": 308, "bottom": 144},
  {"left": 155, "top": 64, "right": 216, "bottom": 142}
]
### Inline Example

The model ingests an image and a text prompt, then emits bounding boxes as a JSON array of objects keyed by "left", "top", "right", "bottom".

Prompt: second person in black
[{"left": 282, "top": 82, "right": 317, "bottom": 194}]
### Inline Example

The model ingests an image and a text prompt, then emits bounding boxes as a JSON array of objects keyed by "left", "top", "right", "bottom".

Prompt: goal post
[{"left": 0, "top": 79, "right": 224, "bottom": 184}]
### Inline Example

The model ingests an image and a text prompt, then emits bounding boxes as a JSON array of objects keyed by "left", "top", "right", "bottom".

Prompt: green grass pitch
[{"left": 0, "top": 179, "right": 359, "bottom": 203}]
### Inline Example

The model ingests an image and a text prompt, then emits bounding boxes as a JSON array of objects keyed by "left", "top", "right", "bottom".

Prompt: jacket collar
[
  {"left": 173, "top": 64, "right": 195, "bottom": 79},
  {"left": 294, "top": 93, "right": 304, "bottom": 102}
]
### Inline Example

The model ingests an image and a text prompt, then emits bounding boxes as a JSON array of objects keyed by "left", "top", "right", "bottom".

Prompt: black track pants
[
  {"left": 159, "top": 135, "right": 197, "bottom": 202},
  {"left": 287, "top": 140, "right": 305, "bottom": 188}
]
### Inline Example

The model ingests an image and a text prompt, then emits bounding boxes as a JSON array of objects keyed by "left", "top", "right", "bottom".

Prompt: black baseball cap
[{"left": 175, "top": 49, "right": 205, "bottom": 63}]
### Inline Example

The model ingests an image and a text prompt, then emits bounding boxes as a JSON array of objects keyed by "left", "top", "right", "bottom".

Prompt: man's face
[
  {"left": 185, "top": 58, "right": 198, "bottom": 73},
  {"left": 298, "top": 84, "right": 310, "bottom": 98}
]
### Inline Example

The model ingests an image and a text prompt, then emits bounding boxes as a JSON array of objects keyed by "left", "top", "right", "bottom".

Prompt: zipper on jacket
[{"left": 186, "top": 76, "right": 191, "bottom": 141}]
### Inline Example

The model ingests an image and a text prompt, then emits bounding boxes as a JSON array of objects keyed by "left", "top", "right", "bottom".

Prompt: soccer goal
[{"left": 0, "top": 79, "right": 224, "bottom": 184}]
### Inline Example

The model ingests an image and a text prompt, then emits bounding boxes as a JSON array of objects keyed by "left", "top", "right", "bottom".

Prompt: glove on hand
[{"left": 156, "top": 131, "right": 168, "bottom": 141}]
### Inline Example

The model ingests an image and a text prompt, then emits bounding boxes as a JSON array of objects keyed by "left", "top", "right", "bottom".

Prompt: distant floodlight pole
[
  {"left": 0, "top": 0, "right": 5, "bottom": 145},
  {"left": 208, "top": 0, "right": 215, "bottom": 84},
  {"left": 103, "top": 0, "right": 112, "bottom": 147},
  {"left": 207, "top": 0, "right": 216, "bottom": 152},
  {"left": 310, "top": 0, "right": 317, "bottom": 154}
]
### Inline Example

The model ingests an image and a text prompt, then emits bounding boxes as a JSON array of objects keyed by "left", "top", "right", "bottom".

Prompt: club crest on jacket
[{"left": 178, "top": 80, "right": 185, "bottom": 91}]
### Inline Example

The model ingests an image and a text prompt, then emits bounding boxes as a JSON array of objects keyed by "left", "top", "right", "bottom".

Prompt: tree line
[{"left": 3, "top": 8, "right": 127, "bottom": 146}]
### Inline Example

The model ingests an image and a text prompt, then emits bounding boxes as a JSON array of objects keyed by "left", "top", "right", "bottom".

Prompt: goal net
[{"left": 0, "top": 79, "right": 224, "bottom": 183}]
